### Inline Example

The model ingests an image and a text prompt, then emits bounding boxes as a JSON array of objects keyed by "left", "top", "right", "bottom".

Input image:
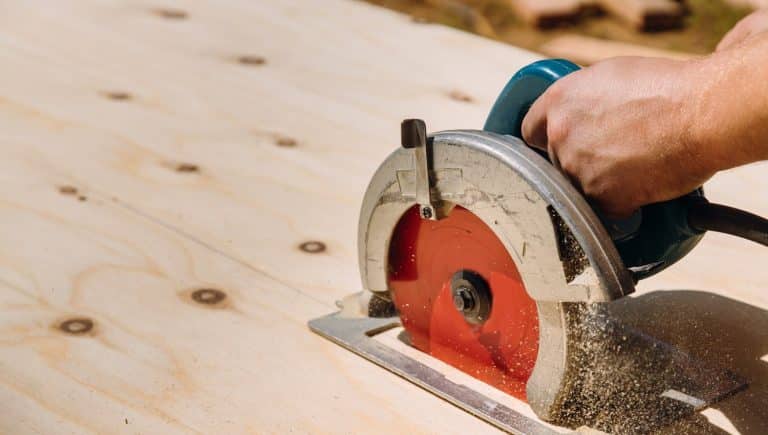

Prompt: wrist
[
  {"left": 689, "top": 35, "right": 768, "bottom": 172},
  {"left": 676, "top": 58, "right": 725, "bottom": 180}
]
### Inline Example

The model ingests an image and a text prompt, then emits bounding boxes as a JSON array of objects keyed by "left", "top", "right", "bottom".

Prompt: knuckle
[
  {"left": 546, "top": 80, "right": 566, "bottom": 100},
  {"left": 557, "top": 152, "right": 578, "bottom": 176},
  {"left": 583, "top": 176, "right": 619, "bottom": 209},
  {"left": 580, "top": 176, "right": 603, "bottom": 200},
  {"left": 546, "top": 112, "right": 570, "bottom": 145}
]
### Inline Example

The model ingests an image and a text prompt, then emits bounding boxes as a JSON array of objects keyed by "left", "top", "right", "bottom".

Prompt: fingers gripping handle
[
  {"left": 483, "top": 59, "right": 580, "bottom": 137},
  {"left": 483, "top": 59, "right": 709, "bottom": 281}
]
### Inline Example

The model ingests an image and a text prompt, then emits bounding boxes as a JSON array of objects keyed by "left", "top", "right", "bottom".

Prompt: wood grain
[{"left": 0, "top": 0, "right": 764, "bottom": 434}]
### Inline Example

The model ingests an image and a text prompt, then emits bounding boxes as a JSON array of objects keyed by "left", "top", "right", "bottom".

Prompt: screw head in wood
[
  {"left": 299, "top": 241, "right": 326, "bottom": 254},
  {"left": 59, "top": 317, "right": 94, "bottom": 335},
  {"left": 191, "top": 288, "right": 227, "bottom": 305}
]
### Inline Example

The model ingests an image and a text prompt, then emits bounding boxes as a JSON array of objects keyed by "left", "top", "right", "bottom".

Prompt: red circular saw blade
[{"left": 388, "top": 205, "right": 539, "bottom": 400}]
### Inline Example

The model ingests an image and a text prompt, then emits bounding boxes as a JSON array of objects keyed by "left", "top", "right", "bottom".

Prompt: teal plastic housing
[{"left": 484, "top": 59, "right": 705, "bottom": 280}]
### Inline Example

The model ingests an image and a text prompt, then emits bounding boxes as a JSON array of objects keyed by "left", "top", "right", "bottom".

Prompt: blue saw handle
[
  {"left": 483, "top": 59, "right": 706, "bottom": 280},
  {"left": 484, "top": 59, "right": 580, "bottom": 137}
]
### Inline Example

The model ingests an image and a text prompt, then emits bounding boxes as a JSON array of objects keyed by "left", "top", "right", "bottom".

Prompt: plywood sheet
[{"left": 0, "top": 0, "right": 764, "bottom": 434}]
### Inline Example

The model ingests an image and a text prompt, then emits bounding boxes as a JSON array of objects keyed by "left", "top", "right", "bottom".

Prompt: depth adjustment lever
[{"left": 401, "top": 118, "right": 438, "bottom": 220}]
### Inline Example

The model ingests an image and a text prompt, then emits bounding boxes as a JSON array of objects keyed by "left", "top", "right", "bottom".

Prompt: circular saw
[{"left": 310, "top": 59, "right": 766, "bottom": 433}]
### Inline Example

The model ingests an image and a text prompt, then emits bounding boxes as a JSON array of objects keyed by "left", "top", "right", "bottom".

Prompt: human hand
[
  {"left": 717, "top": 9, "right": 768, "bottom": 51},
  {"left": 521, "top": 57, "right": 716, "bottom": 218}
]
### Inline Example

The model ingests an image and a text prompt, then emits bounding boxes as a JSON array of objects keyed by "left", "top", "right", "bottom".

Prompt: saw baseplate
[
  {"left": 309, "top": 296, "right": 746, "bottom": 434},
  {"left": 309, "top": 307, "right": 563, "bottom": 435}
]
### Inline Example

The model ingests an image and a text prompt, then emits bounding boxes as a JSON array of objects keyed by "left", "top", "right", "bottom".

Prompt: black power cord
[{"left": 688, "top": 202, "right": 768, "bottom": 247}]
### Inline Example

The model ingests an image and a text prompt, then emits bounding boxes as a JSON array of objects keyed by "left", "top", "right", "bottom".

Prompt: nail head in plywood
[
  {"left": 102, "top": 91, "right": 133, "bottom": 101},
  {"left": 448, "top": 90, "right": 473, "bottom": 103},
  {"left": 153, "top": 8, "right": 188, "bottom": 20},
  {"left": 237, "top": 55, "right": 267, "bottom": 66},
  {"left": 299, "top": 241, "right": 326, "bottom": 254},
  {"left": 191, "top": 288, "right": 227, "bottom": 306},
  {"left": 58, "top": 317, "right": 94, "bottom": 335},
  {"left": 175, "top": 163, "right": 200, "bottom": 173},
  {"left": 275, "top": 136, "right": 297, "bottom": 148},
  {"left": 58, "top": 185, "right": 78, "bottom": 195}
]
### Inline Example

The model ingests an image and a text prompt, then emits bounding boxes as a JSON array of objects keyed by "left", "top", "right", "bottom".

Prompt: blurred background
[{"left": 365, "top": 0, "right": 757, "bottom": 64}]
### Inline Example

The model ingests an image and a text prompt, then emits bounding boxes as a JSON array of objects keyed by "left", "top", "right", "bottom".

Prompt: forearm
[
  {"left": 520, "top": 43, "right": 768, "bottom": 216},
  {"left": 690, "top": 33, "right": 768, "bottom": 173}
]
